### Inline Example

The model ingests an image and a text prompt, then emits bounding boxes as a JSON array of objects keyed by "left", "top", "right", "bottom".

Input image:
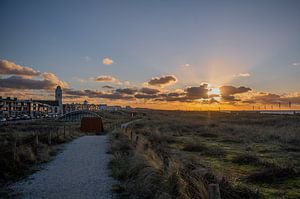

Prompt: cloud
[
  {"left": 139, "top": 87, "right": 160, "bottom": 95},
  {"left": 156, "top": 91, "right": 186, "bottom": 102},
  {"left": 102, "top": 85, "right": 114, "bottom": 89},
  {"left": 64, "top": 89, "right": 134, "bottom": 100},
  {"left": 220, "top": 86, "right": 251, "bottom": 96},
  {"left": 154, "top": 85, "right": 210, "bottom": 102},
  {"left": 94, "top": 75, "right": 120, "bottom": 84},
  {"left": 234, "top": 73, "right": 251, "bottom": 77},
  {"left": 202, "top": 98, "right": 220, "bottom": 104},
  {"left": 148, "top": 75, "right": 177, "bottom": 87},
  {"left": 242, "top": 92, "right": 300, "bottom": 105},
  {"left": 292, "top": 62, "right": 300, "bottom": 66},
  {"left": 42, "top": 72, "right": 69, "bottom": 88},
  {"left": 0, "top": 59, "right": 41, "bottom": 76},
  {"left": 115, "top": 88, "right": 138, "bottom": 95},
  {"left": 220, "top": 85, "right": 251, "bottom": 102},
  {"left": 102, "top": 57, "right": 114, "bottom": 65},
  {"left": 181, "top": 63, "right": 191, "bottom": 67},
  {"left": 0, "top": 73, "right": 68, "bottom": 90},
  {"left": 221, "top": 95, "right": 240, "bottom": 102},
  {"left": 0, "top": 59, "right": 68, "bottom": 93},
  {"left": 134, "top": 94, "right": 158, "bottom": 99},
  {"left": 124, "top": 81, "right": 130, "bottom": 86},
  {"left": 249, "top": 93, "right": 282, "bottom": 104},
  {"left": 282, "top": 93, "right": 300, "bottom": 104},
  {"left": 186, "top": 84, "right": 210, "bottom": 99}
]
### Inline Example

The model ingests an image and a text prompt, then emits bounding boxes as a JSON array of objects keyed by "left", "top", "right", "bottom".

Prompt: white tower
[
  {"left": 55, "top": 86, "right": 63, "bottom": 114},
  {"left": 83, "top": 100, "right": 88, "bottom": 110}
]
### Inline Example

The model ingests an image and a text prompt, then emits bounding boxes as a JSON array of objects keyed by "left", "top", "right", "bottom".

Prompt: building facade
[{"left": 0, "top": 86, "right": 63, "bottom": 119}]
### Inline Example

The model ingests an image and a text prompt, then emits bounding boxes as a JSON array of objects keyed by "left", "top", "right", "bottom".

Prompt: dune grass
[{"left": 110, "top": 110, "right": 300, "bottom": 199}]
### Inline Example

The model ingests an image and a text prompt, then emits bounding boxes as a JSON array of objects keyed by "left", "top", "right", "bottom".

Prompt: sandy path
[{"left": 11, "top": 135, "right": 116, "bottom": 199}]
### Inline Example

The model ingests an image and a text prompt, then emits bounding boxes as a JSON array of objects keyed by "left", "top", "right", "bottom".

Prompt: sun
[{"left": 208, "top": 87, "right": 221, "bottom": 96}]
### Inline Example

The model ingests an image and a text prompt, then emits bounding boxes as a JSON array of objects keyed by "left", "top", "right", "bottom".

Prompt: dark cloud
[
  {"left": 102, "top": 85, "right": 114, "bottom": 89},
  {"left": 282, "top": 95, "right": 300, "bottom": 104},
  {"left": 157, "top": 91, "right": 187, "bottom": 102},
  {"left": 202, "top": 98, "right": 220, "bottom": 104},
  {"left": 220, "top": 85, "right": 251, "bottom": 102},
  {"left": 100, "top": 93, "right": 134, "bottom": 100},
  {"left": 116, "top": 88, "right": 138, "bottom": 95},
  {"left": 148, "top": 75, "right": 177, "bottom": 86},
  {"left": 159, "top": 92, "right": 184, "bottom": 98},
  {"left": 65, "top": 89, "right": 134, "bottom": 100},
  {"left": 64, "top": 89, "right": 88, "bottom": 96},
  {"left": 139, "top": 87, "right": 160, "bottom": 95},
  {"left": 153, "top": 85, "right": 210, "bottom": 102},
  {"left": 220, "top": 86, "right": 251, "bottom": 96},
  {"left": 134, "top": 94, "right": 158, "bottom": 99},
  {"left": 245, "top": 92, "right": 288, "bottom": 105},
  {"left": 0, "top": 76, "right": 60, "bottom": 90},
  {"left": 242, "top": 92, "right": 300, "bottom": 105},
  {"left": 0, "top": 60, "right": 41, "bottom": 76},
  {"left": 222, "top": 95, "right": 240, "bottom": 102},
  {"left": 252, "top": 93, "right": 281, "bottom": 104},
  {"left": 186, "top": 84, "right": 209, "bottom": 99}
]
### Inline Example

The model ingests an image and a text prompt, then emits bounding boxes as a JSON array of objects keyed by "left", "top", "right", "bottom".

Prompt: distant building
[
  {"left": 33, "top": 86, "right": 62, "bottom": 116},
  {"left": 0, "top": 86, "right": 63, "bottom": 119},
  {"left": 99, "top": 104, "right": 108, "bottom": 110},
  {"left": 125, "top": 106, "right": 132, "bottom": 110},
  {"left": 0, "top": 85, "right": 133, "bottom": 119},
  {"left": 83, "top": 100, "right": 89, "bottom": 110},
  {"left": 107, "top": 105, "right": 122, "bottom": 111},
  {"left": 55, "top": 86, "right": 63, "bottom": 112}
]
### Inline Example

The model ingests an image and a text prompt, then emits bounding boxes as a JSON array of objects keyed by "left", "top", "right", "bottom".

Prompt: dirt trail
[{"left": 11, "top": 135, "right": 116, "bottom": 199}]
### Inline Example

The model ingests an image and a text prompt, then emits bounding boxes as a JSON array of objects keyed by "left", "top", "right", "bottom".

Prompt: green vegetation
[{"left": 110, "top": 110, "right": 300, "bottom": 199}]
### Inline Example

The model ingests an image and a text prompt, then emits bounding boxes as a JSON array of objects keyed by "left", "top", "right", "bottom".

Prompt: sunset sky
[{"left": 1, "top": 0, "right": 300, "bottom": 110}]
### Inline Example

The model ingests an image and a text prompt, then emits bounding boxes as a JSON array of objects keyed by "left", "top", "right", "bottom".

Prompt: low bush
[
  {"left": 182, "top": 143, "right": 225, "bottom": 157},
  {"left": 232, "top": 153, "right": 261, "bottom": 165},
  {"left": 182, "top": 143, "right": 207, "bottom": 152},
  {"left": 246, "top": 166, "right": 298, "bottom": 184}
]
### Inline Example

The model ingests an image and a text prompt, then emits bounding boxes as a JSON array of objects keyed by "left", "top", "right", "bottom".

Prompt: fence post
[
  {"left": 64, "top": 125, "right": 66, "bottom": 138},
  {"left": 209, "top": 184, "right": 221, "bottom": 199},
  {"left": 56, "top": 127, "right": 59, "bottom": 140},
  {"left": 35, "top": 134, "right": 39, "bottom": 146},
  {"left": 135, "top": 135, "right": 139, "bottom": 146},
  {"left": 34, "top": 133, "right": 39, "bottom": 155},
  {"left": 13, "top": 139, "right": 17, "bottom": 168},
  {"left": 48, "top": 131, "right": 52, "bottom": 145}
]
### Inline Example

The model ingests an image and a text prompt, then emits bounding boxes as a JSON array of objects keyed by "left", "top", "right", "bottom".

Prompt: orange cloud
[
  {"left": 94, "top": 75, "right": 121, "bottom": 84},
  {"left": 234, "top": 73, "right": 251, "bottom": 77},
  {"left": 0, "top": 59, "right": 41, "bottom": 76},
  {"left": 102, "top": 57, "right": 114, "bottom": 65}
]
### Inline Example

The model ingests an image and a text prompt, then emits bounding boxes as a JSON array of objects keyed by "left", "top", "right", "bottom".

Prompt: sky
[{"left": 1, "top": 0, "right": 300, "bottom": 110}]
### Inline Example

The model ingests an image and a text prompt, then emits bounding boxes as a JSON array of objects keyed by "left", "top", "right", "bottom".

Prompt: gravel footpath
[{"left": 11, "top": 135, "right": 116, "bottom": 199}]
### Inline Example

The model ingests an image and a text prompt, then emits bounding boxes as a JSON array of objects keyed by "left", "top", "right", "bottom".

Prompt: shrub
[
  {"left": 182, "top": 143, "right": 225, "bottom": 157},
  {"left": 246, "top": 166, "right": 298, "bottom": 184},
  {"left": 232, "top": 153, "right": 261, "bottom": 165},
  {"left": 182, "top": 143, "right": 207, "bottom": 152}
]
